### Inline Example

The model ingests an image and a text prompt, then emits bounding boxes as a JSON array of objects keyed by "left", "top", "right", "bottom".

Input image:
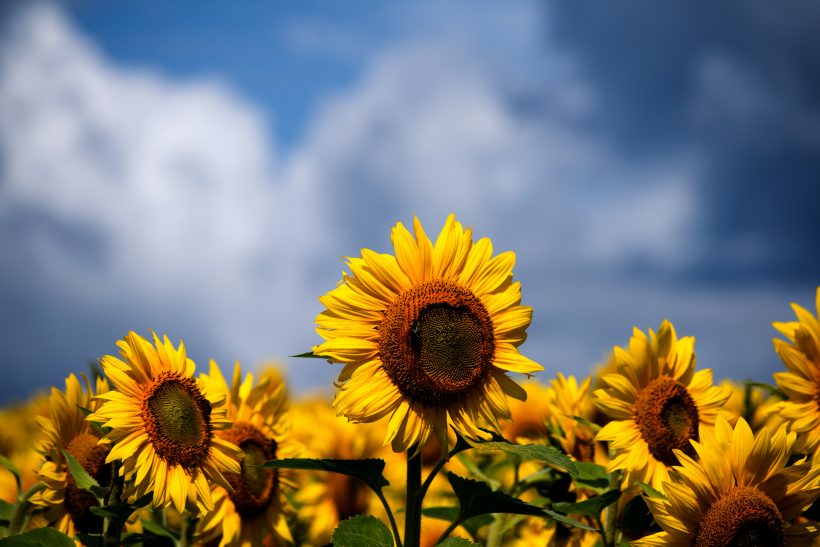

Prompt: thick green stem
[
  {"left": 7, "top": 482, "right": 45, "bottom": 536},
  {"left": 180, "top": 514, "right": 198, "bottom": 547},
  {"left": 404, "top": 449, "right": 422, "bottom": 547},
  {"left": 603, "top": 470, "right": 620, "bottom": 547}
]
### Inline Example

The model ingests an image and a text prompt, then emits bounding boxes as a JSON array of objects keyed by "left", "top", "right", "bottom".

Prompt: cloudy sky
[{"left": 1, "top": 0, "right": 818, "bottom": 403}]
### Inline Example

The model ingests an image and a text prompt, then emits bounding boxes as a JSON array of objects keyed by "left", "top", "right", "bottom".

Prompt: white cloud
[{"left": 1, "top": 1, "right": 790, "bottom": 396}]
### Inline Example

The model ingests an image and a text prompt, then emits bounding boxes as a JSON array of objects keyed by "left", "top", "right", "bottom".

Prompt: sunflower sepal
[
  {"left": 331, "top": 514, "right": 395, "bottom": 547},
  {"left": 290, "top": 350, "right": 332, "bottom": 360}
]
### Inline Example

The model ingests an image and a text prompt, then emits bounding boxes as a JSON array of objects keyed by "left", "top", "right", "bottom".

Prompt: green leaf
[
  {"left": 421, "top": 507, "right": 493, "bottom": 541},
  {"left": 62, "top": 450, "right": 100, "bottom": 494},
  {"left": 455, "top": 453, "right": 501, "bottom": 491},
  {"left": 465, "top": 443, "right": 578, "bottom": 476},
  {"left": 542, "top": 509, "right": 599, "bottom": 532},
  {"left": 620, "top": 494, "right": 656, "bottom": 536},
  {"left": 552, "top": 489, "right": 621, "bottom": 518},
  {"left": 437, "top": 538, "right": 480, "bottom": 546},
  {"left": 73, "top": 534, "right": 102, "bottom": 547},
  {"left": 637, "top": 481, "right": 668, "bottom": 500},
  {"left": 140, "top": 518, "right": 180, "bottom": 541},
  {"left": 0, "top": 499, "right": 13, "bottom": 527},
  {"left": 261, "top": 458, "right": 389, "bottom": 492},
  {"left": 447, "top": 473, "right": 545, "bottom": 521},
  {"left": 0, "top": 456, "right": 21, "bottom": 496},
  {"left": 571, "top": 461, "right": 610, "bottom": 490},
  {"left": 331, "top": 515, "right": 394, "bottom": 547},
  {"left": 0, "top": 528, "right": 75, "bottom": 546},
  {"left": 567, "top": 415, "right": 602, "bottom": 433},
  {"left": 290, "top": 351, "right": 331, "bottom": 360}
]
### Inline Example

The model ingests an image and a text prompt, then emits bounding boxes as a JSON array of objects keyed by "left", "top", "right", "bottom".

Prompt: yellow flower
[
  {"left": 718, "top": 379, "right": 785, "bottom": 432},
  {"left": 594, "top": 321, "right": 730, "bottom": 488},
  {"left": 88, "top": 331, "right": 241, "bottom": 514},
  {"left": 772, "top": 287, "right": 820, "bottom": 456},
  {"left": 0, "top": 392, "right": 48, "bottom": 504},
  {"left": 547, "top": 374, "right": 605, "bottom": 465},
  {"left": 314, "top": 215, "right": 542, "bottom": 453},
  {"left": 197, "top": 361, "right": 297, "bottom": 547},
  {"left": 502, "top": 380, "right": 552, "bottom": 444},
  {"left": 634, "top": 417, "right": 820, "bottom": 546},
  {"left": 29, "top": 373, "right": 109, "bottom": 536}
]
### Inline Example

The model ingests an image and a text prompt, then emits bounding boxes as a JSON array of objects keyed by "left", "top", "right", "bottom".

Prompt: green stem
[
  {"left": 417, "top": 453, "right": 448, "bottom": 502},
  {"left": 603, "top": 470, "right": 620, "bottom": 547},
  {"left": 374, "top": 488, "right": 403, "bottom": 547},
  {"left": 434, "top": 518, "right": 462, "bottom": 545},
  {"left": 103, "top": 462, "right": 123, "bottom": 547},
  {"left": 404, "top": 448, "right": 422, "bottom": 547},
  {"left": 180, "top": 514, "right": 198, "bottom": 547},
  {"left": 7, "top": 482, "right": 45, "bottom": 536}
]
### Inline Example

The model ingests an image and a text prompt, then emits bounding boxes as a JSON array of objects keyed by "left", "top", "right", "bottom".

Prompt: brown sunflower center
[
  {"left": 695, "top": 487, "right": 785, "bottom": 547},
  {"left": 219, "top": 423, "right": 278, "bottom": 520},
  {"left": 140, "top": 372, "right": 212, "bottom": 469},
  {"left": 634, "top": 375, "right": 699, "bottom": 466},
  {"left": 378, "top": 280, "right": 495, "bottom": 406},
  {"left": 64, "top": 433, "right": 110, "bottom": 534}
]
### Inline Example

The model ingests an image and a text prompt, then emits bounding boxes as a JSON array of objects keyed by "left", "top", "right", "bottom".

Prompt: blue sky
[{"left": 0, "top": 0, "right": 818, "bottom": 403}]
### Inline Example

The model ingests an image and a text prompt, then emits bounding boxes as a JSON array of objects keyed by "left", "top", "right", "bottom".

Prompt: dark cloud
[{"left": 548, "top": 0, "right": 820, "bottom": 283}]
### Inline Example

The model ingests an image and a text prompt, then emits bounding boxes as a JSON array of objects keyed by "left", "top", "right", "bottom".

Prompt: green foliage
[
  {"left": 436, "top": 538, "right": 480, "bottom": 546},
  {"left": 0, "top": 528, "right": 75, "bottom": 546},
  {"left": 552, "top": 489, "right": 621, "bottom": 519},
  {"left": 447, "top": 472, "right": 546, "bottom": 522},
  {"left": 0, "top": 499, "right": 14, "bottom": 528},
  {"left": 620, "top": 494, "right": 657, "bottom": 537},
  {"left": 571, "top": 462, "right": 610, "bottom": 491},
  {"left": 421, "top": 506, "right": 493, "bottom": 541},
  {"left": 542, "top": 509, "right": 599, "bottom": 532},
  {"left": 62, "top": 450, "right": 105, "bottom": 498},
  {"left": 467, "top": 443, "right": 578, "bottom": 476},
  {"left": 262, "top": 458, "right": 389, "bottom": 492},
  {"left": 331, "top": 515, "right": 394, "bottom": 547},
  {"left": 0, "top": 456, "right": 21, "bottom": 497},
  {"left": 637, "top": 481, "right": 667, "bottom": 500}
]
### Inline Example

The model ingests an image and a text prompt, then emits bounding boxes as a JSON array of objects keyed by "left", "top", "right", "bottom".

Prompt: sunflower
[
  {"left": 87, "top": 331, "right": 242, "bottom": 514},
  {"left": 594, "top": 321, "right": 730, "bottom": 489},
  {"left": 197, "top": 361, "right": 297, "bottom": 547},
  {"left": 29, "top": 373, "right": 110, "bottom": 536},
  {"left": 313, "top": 214, "right": 542, "bottom": 453},
  {"left": 772, "top": 287, "right": 820, "bottom": 456},
  {"left": 502, "top": 380, "right": 552, "bottom": 445},
  {"left": 718, "top": 379, "right": 785, "bottom": 433},
  {"left": 634, "top": 417, "right": 820, "bottom": 546},
  {"left": 547, "top": 374, "right": 605, "bottom": 465}
]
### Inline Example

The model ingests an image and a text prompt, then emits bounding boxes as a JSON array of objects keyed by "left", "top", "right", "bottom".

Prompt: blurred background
[{"left": 1, "top": 0, "right": 818, "bottom": 404}]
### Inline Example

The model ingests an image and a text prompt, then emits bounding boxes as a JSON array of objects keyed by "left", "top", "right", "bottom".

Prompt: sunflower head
[
  {"left": 88, "top": 331, "right": 241, "bottom": 514},
  {"left": 30, "top": 373, "right": 110, "bottom": 535},
  {"left": 594, "top": 320, "right": 730, "bottom": 488},
  {"left": 634, "top": 417, "right": 820, "bottom": 547},
  {"left": 197, "top": 360, "right": 296, "bottom": 546},
  {"left": 772, "top": 287, "right": 820, "bottom": 455},
  {"left": 313, "top": 215, "right": 542, "bottom": 453}
]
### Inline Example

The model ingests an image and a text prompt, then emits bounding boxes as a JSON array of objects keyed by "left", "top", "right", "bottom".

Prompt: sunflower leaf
[
  {"left": 331, "top": 514, "right": 394, "bottom": 547},
  {"left": 0, "top": 499, "right": 14, "bottom": 527},
  {"left": 552, "top": 489, "right": 621, "bottom": 518},
  {"left": 542, "top": 509, "right": 599, "bottom": 532},
  {"left": 260, "top": 458, "right": 389, "bottom": 492},
  {"left": 140, "top": 519, "right": 180, "bottom": 542},
  {"left": 620, "top": 494, "right": 655, "bottom": 536},
  {"left": 290, "top": 351, "right": 331, "bottom": 360},
  {"left": 566, "top": 414, "right": 602, "bottom": 433},
  {"left": 421, "top": 506, "right": 493, "bottom": 541},
  {"left": 0, "top": 528, "right": 75, "bottom": 546},
  {"left": 571, "top": 461, "right": 610, "bottom": 490},
  {"left": 0, "top": 455, "right": 21, "bottom": 496},
  {"left": 437, "top": 539, "right": 481, "bottom": 546},
  {"left": 637, "top": 481, "right": 667, "bottom": 500},
  {"left": 62, "top": 450, "right": 103, "bottom": 496},
  {"left": 464, "top": 442, "right": 578, "bottom": 476},
  {"left": 447, "top": 472, "right": 546, "bottom": 522}
]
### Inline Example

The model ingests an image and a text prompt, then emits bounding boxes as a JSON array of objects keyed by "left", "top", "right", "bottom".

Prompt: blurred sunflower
[
  {"left": 594, "top": 321, "right": 730, "bottom": 488},
  {"left": 88, "top": 331, "right": 241, "bottom": 513},
  {"left": 547, "top": 374, "right": 605, "bottom": 465},
  {"left": 30, "top": 373, "right": 110, "bottom": 536},
  {"left": 0, "top": 392, "right": 49, "bottom": 504},
  {"left": 772, "top": 287, "right": 820, "bottom": 456},
  {"left": 718, "top": 379, "right": 784, "bottom": 432},
  {"left": 634, "top": 417, "right": 820, "bottom": 546},
  {"left": 314, "top": 214, "right": 542, "bottom": 453},
  {"left": 197, "top": 361, "right": 297, "bottom": 546},
  {"left": 502, "top": 380, "right": 552, "bottom": 445}
]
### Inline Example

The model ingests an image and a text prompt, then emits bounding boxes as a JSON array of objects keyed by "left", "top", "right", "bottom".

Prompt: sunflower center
[
  {"left": 219, "top": 423, "right": 278, "bottom": 520},
  {"left": 141, "top": 372, "right": 212, "bottom": 469},
  {"left": 634, "top": 375, "right": 699, "bottom": 466},
  {"left": 378, "top": 280, "right": 495, "bottom": 406},
  {"left": 64, "top": 433, "right": 110, "bottom": 534},
  {"left": 695, "top": 487, "right": 785, "bottom": 547}
]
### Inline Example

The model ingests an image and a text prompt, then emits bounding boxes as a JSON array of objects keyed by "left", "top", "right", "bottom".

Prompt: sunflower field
[{"left": 1, "top": 215, "right": 819, "bottom": 547}]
